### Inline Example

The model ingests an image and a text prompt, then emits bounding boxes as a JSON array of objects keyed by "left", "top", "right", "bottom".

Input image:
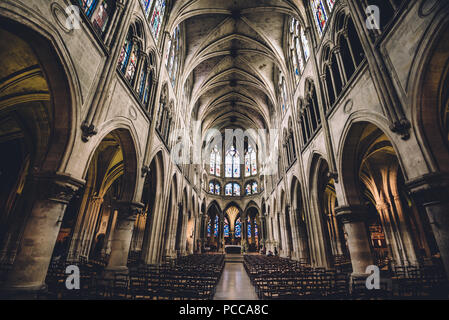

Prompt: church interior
[{"left": 0, "top": 0, "right": 449, "bottom": 300}]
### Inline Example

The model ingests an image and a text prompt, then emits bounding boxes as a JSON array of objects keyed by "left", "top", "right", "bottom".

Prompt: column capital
[
  {"left": 31, "top": 172, "right": 85, "bottom": 204},
  {"left": 335, "top": 205, "right": 368, "bottom": 224},
  {"left": 113, "top": 200, "right": 144, "bottom": 220},
  {"left": 406, "top": 172, "right": 449, "bottom": 206}
]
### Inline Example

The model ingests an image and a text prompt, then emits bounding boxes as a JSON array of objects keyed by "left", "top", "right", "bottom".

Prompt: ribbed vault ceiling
[{"left": 166, "top": 0, "right": 307, "bottom": 137}]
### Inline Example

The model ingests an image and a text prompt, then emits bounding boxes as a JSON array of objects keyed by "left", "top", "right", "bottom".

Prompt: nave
[
  {"left": 24, "top": 252, "right": 449, "bottom": 300},
  {"left": 1, "top": 0, "right": 449, "bottom": 301}
]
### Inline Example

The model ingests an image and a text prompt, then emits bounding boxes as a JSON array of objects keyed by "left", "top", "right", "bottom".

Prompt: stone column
[
  {"left": 335, "top": 205, "right": 374, "bottom": 277},
  {"left": 105, "top": 201, "right": 143, "bottom": 276},
  {"left": 0, "top": 173, "right": 84, "bottom": 298},
  {"left": 407, "top": 173, "right": 449, "bottom": 280},
  {"left": 296, "top": 208, "right": 310, "bottom": 263}
]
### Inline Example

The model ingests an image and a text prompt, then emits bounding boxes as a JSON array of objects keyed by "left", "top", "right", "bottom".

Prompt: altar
[{"left": 224, "top": 245, "right": 242, "bottom": 254}]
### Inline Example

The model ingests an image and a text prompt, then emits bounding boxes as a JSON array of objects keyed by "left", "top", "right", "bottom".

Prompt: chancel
[{"left": 0, "top": 0, "right": 449, "bottom": 301}]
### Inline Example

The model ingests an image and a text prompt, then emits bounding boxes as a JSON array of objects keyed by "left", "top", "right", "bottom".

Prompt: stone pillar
[
  {"left": 105, "top": 201, "right": 143, "bottom": 276},
  {"left": 295, "top": 208, "right": 309, "bottom": 262},
  {"left": 407, "top": 173, "right": 449, "bottom": 280},
  {"left": 335, "top": 205, "right": 374, "bottom": 276},
  {"left": 0, "top": 173, "right": 84, "bottom": 298}
]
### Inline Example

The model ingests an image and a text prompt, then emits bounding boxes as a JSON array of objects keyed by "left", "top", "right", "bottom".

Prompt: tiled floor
[{"left": 213, "top": 263, "right": 258, "bottom": 300}]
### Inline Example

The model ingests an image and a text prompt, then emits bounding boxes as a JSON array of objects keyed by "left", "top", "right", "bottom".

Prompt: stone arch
[
  {"left": 60, "top": 128, "right": 139, "bottom": 264},
  {"left": 339, "top": 120, "right": 438, "bottom": 268},
  {"left": 0, "top": 17, "right": 80, "bottom": 272},
  {"left": 308, "top": 153, "right": 335, "bottom": 268},
  {"left": 411, "top": 17, "right": 449, "bottom": 173},
  {"left": 290, "top": 175, "right": 310, "bottom": 262}
]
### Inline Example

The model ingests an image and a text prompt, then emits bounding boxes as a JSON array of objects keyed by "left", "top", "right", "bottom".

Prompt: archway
[
  {"left": 0, "top": 19, "right": 74, "bottom": 266},
  {"left": 162, "top": 175, "right": 177, "bottom": 260},
  {"left": 56, "top": 129, "right": 138, "bottom": 267},
  {"left": 281, "top": 190, "right": 293, "bottom": 258},
  {"left": 341, "top": 122, "right": 436, "bottom": 269},
  {"left": 205, "top": 201, "right": 221, "bottom": 252},
  {"left": 309, "top": 155, "right": 336, "bottom": 267},
  {"left": 0, "top": 18, "right": 79, "bottom": 294},
  {"left": 291, "top": 176, "right": 310, "bottom": 263},
  {"left": 316, "top": 160, "right": 348, "bottom": 265},
  {"left": 174, "top": 188, "right": 188, "bottom": 255},
  {"left": 129, "top": 151, "right": 162, "bottom": 264},
  {"left": 185, "top": 210, "right": 195, "bottom": 255},
  {"left": 246, "top": 207, "right": 260, "bottom": 252},
  {"left": 412, "top": 20, "right": 449, "bottom": 278}
]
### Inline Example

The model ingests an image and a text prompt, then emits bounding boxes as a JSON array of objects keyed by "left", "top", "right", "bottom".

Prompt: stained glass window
[
  {"left": 245, "top": 184, "right": 252, "bottom": 195},
  {"left": 311, "top": 0, "right": 328, "bottom": 35},
  {"left": 247, "top": 217, "right": 252, "bottom": 237},
  {"left": 214, "top": 216, "right": 219, "bottom": 237},
  {"left": 209, "top": 182, "right": 215, "bottom": 194},
  {"left": 234, "top": 183, "right": 241, "bottom": 196},
  {"left": 92, "top": 0, "right": 113, "bottom": 35},
  {"left": 224, "top": 218, "right": 230, "bottom": 237},
  {"left": 166, "top": 26, "right": 181, "bottom": 87},
  {"left": 225, "top": 183, "right": 240, "bottom": 196},
  {"left": 207, "top": 218, "right": 211, "bottom": 237},
  {"left": 210, "top": 146, "right": 220, "bottom": 176},
  {"left": 235, "top": 217, "right": 241, "bottom": 238},
  {"left": 215, "top": 183, "right": 220, "bottom": 195},
  {"left": 280, "top": 76, "right": 288, "bottom": 113},
  {"left": 138, "top": 61, "right": 149, "bottom": 102},
  {"left": 254, "top": 220, "right": 259, "bottom": 238},
  {"left": 118, "top": 33, "right": 132, "bottom": 73},
  {"left": 327, "top": 0, "right": 335, "bottom": 11},
  {"left": 245, "top": 146, "right": 257, "bottom": 177},
  {"left": 125, "top": 43, "right": 139, "bottom": 82},
  {"left": 79, "top": 0, "right": 98, "bottom": 18},
  {"left": 225, "top": 183, "right": 233, "bottom": 196},
  {"left": 250, "top": 147, "right": 257, "bottom": 175},
  {"left": 150, "top": 0, "right": 166, "bottom": 41},
  {"left": 252, "top": 182, "right": 258, "bottom": 194},
  {"left": 141, "top": 0, "right": 153, "bottom": 17},
  {"left": 225, "top": 145, "right": 240, "bottom": 178},
  {"left": 210, "top": 150, "right": 216, "bottom": 175},
  {"left": 301, "top": 28, "right": 310, "bottom": 61}
]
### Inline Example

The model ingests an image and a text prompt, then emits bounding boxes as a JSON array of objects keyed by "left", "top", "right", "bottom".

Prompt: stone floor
[{"left": 213, "top": 263, "right": 258, "bottom": 300}]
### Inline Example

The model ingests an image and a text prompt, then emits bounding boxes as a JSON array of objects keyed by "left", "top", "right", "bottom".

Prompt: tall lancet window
[
  {"left": 207, "top": 218, "right": 211, "bottom": 237},
  {"left": 224, "top": 218, "right": 230, "bottom": 237},
  {"left": 279, "top": 75, "right": 288, "bottom": 114},
  {"left": 210, "top": 146, "right": 221, "bottom": 176},
  {"left": 150, "top": 0, "right": 166, "bottom": 41},
  {"left": 311, "top": 0, "right": 328, "bottom": 36},
  {"left": 235, "top": 218, "right": 242, "bottom": 238},
  {"left": 290, "top": 18, "right": 305, "bottom": 83},
  {"left": 225, "top": 145, "right": 240, "bottom": 178},
  {"left": 140, "top": 0, "right": 153, "bottom": 17},
  {"left": 78, "top": 0, "right": 115, "bottom": 37},
  {"left": 245, "top": 146, "right": 257, "bottom": 177},
  {"left": 214, "top": 216, "right": 219, "bottom": 237},
  {"left": 301, "top": 28, "right": 310, "bottom": 61},
  {"left": 166, "top": 26, "right": 181, "bottom": 87},
  {"left": 118, "top": 29, "right": 141, "bottom": 84}
]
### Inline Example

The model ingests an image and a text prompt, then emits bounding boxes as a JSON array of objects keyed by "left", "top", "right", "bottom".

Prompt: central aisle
[{"left": 213, "top": 263, "right": 258, "bottom": 300}]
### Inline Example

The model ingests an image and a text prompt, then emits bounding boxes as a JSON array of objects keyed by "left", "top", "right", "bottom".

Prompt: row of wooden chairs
[
  {"left": 244, "top": 255, "right": 449, "bottom": 299},
  {"left": 44, "top": 254, "right": 225, "bottom": 300}
]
